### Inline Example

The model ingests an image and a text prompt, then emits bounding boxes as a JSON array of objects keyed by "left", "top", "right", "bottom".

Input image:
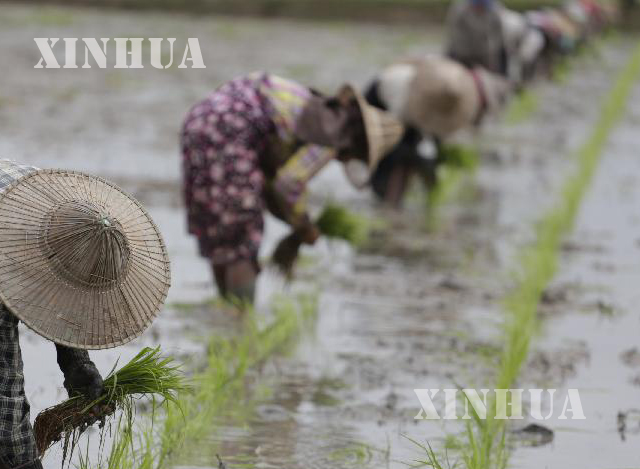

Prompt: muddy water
[
  {"left": 0, "top": 3, "right": 636, "bottom": 468},
  {"left": 513, "top": 79, "right": 640, "bottom": 468}
]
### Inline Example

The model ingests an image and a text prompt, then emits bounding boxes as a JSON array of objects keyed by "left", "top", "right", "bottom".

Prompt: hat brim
[
  {"left": 338, "top": 84, "right": 405, "bottom": 188},
  {"left": 0, "top": 170, "right": 171, "bottom": 350}
]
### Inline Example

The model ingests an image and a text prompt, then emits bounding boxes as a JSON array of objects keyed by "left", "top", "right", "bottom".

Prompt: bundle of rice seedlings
[
  {"left": 316, "top": 203, "right": 370, "bottom": 246},
  {"left": 437, "top": 143, "right": 479, "bottom": 170},
  {"left": 34, "top": 346, "right": 190, "bottom": 458}
]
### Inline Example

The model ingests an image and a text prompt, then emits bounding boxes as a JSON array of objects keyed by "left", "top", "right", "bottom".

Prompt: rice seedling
[
  {"left": 316, "top": 202, "right": 371, "bottom": 246},
  {"left": 504, "top": 90, "right": 538, "bottom": 124},
  {"left": 438, "top": 144, "right": 480, "bottom": 171},
  {"left": 418, "top": 42, "right": 640, "bottom": 469},
  {"left": 403, "top": 434, "right": 457, "bottom": 469},
  {"left": 156, "top": 294, "right": 317, "bottom": 466},
  {"left": 76, "top": 415, "right": 156, "bottom": 469},
  {"left": 76, "top": 293, "right": 317, "bottom": 468},
  {"left": 551, "top": 59, "right": 571, "bottom": 84},
  {"left": 424, "top": 144, "right": 479, "bottom": 229},
  {"left": 35, "top": 346, "right": 190, "bottom": 459}
]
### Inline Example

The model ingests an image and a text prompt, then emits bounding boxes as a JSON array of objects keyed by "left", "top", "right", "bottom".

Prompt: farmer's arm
[
  {"left": 267, "top": 144, "right": 334, "bottom": 273},
  {"left": 55, "top": 344, "right": 104, "bottom": 401},
  {"left": 265, "top": 144, "right": 335, "bottom": 237}
]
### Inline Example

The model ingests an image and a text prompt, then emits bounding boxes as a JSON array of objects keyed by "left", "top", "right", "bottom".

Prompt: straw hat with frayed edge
[
  {"left": 338, "top": 84, "right": 405, "bottom": 188},
  {"left": 0, "top": 164, "right": 171, "bottom": 350}
]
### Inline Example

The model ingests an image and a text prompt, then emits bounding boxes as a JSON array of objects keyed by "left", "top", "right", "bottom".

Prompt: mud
[{"left": 0, "top": 3, "right": 638, "bottom": 468}]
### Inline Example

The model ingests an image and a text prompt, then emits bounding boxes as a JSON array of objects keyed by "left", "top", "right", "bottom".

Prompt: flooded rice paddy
[{"left": 0, "top": 3, "right": 639, "bottom": 468}]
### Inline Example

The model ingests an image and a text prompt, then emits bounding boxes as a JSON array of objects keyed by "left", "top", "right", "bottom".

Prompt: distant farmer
[
  {"left": 366, "top": 56, "right": 511, "bottom": 205},
  {"left": 0, "top": 160, "right": 170, "bottom": 469},
  {"left": 446, "top": 0, "right": 507, "bottom": 75},
  {"left": 181, "top": 72, "right": 403, "bottom": 302},
  {"left": 499, "top": 8, "right": 546, "bottom": 85}
]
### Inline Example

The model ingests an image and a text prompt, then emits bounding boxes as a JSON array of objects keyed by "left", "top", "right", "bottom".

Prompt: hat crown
[{"left": 43, "top": 201, "right": 130, "bottom": 289}]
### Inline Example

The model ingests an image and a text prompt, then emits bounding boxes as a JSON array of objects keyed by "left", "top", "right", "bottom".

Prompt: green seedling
[
  {"left": 505, "top": 90, "right": 538, "bottom": 124},
  {"left": 425, "top": 144, "right": 479, "bottom": 230},
  {"left": 317, "top": 202, "right": 372, "bottom": 246},
  {"left": 75, "top": 294, "right": 317, "bottom": 468},
  {"left": 35, "top": 347, "right": 189, "bottom": 460}
]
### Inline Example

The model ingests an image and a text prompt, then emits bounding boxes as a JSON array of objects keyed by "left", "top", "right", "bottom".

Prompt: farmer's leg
[
  {"left": 375, "top": 131, "right": 422, "bottom": 207},
  {"left": 0, "top": 307, "right": 40, "bottom": 469},
  {"left": 212, "top": 264, "right": 227, "bottom": 296},
  {"left": 209, "top": 206, "right": 263, "bottom": 305},
  {"left": 384, "top": 164, "right": 412, "bottom": 208},
  {"left": 224, "top": 259, "right": 259, "bottom": 303},
  {"left": 212, "top": 259, "right": 258, "bottom": 304}
]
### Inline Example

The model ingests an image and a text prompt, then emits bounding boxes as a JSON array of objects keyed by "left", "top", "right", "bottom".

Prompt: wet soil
[{"left": 0, "top": 3, "right": 638, "bottom": 468}]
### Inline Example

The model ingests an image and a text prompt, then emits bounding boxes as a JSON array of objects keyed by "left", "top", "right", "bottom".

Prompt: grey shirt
[{"left": 445, "top": 0, "right": 506, "bottom": 75}]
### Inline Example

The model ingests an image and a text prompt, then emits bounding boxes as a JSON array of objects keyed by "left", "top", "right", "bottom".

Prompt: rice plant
[
  {"left": 316, "top": 202, "right": 371, "bottom": 246},
  {"left": 75, "top": 293, "right": 317, "bottom": 469},
  {"left": 438, "top": 144, "right": 479, "bottom": 171},
  {"left": 403, "top": 434, "right": 457, "bottom": 469},
  {"left": 425, "top": 144, "right": 479, "bottom": 229},
  {"left": 157, "top": 294, "right": 317, "bottom": 467},
  {"left": 35, "top": 347, "right": 190, "bottom": 459},
  {"left": 504, "top": 90, "right": 538, "bottom": 124}
]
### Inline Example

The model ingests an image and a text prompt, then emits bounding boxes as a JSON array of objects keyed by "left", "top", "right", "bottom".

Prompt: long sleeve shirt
[
  {"left": 445, "top": 0, "right": 506, "bottom": 75},
  {"left": 253, "top": 73, "right": 336, "bottom": 225}
]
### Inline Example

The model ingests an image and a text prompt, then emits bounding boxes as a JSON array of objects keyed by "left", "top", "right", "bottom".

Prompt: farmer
[
  {"left": 365, "top": 56, "right": 511, "bottom": 206},
  {"left": 446, "top": 0, "right": 507, "bottom": 75},
  {"left": 365, "top": 80, "right": 438, "bottom": 207},
  {"left": 0, "top": 160, "right": 171, "bottom": 469},
  {"left": 181, "top": 72, "right": 403, "bottom": 302},
  {"left": 499, "top": 8, "right": 546, "bottom": 85}
]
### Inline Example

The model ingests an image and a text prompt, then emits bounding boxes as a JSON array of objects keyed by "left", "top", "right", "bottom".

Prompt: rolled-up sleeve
[{"left": 271, "top": 144, "right": 335, "bottom": 223}]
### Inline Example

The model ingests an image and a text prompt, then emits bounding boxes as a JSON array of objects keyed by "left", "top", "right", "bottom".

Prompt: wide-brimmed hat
[
  {"left": 0, "top": 162, "right": 171, "bottom": 350},
  {"left": 337, "top": 84, "right": 405, "bottom": 188},
  {"left": 400, "top": 56, "right": 481, "bottom": 138}
]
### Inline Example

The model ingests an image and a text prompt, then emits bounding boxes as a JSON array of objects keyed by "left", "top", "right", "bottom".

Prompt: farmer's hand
[
  {"left": 64, "top": 361, "right": 105, "bottom": 402},
  {"left": 272, "top": 231, "right": 304, "bottom": 277},
  {"left": 56, "top": 344, "right": 105, "bottom": 401},
  {"left": 297, "top": 220, "right": 320, "bottom": 245}
]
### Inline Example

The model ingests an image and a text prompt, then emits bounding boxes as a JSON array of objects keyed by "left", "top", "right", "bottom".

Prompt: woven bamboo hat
[
  {"left": 338, "top": 84, "right": 405, "bottom": 188},
  {"left": 0, "top": 165, "right": 171, "bottom": 350},
  {"left": 400, "top": 56, "right": 481, "bottom": 138}
]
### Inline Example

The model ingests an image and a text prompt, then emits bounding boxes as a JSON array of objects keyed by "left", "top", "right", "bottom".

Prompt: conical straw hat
[
  {"left": 338, "top": 84, "right": 405, "bottom": 188},
  {"left": 401, "top": 56, "right": 480, "bottom": 138},
  {"left": 0, "top": 166, "right": 171, "bottom": 350}
]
